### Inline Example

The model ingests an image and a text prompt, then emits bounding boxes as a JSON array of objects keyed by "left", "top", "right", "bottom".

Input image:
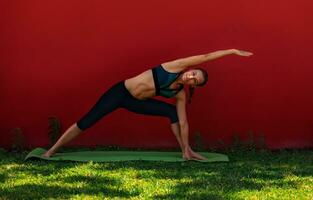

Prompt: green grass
[{"left": 0, "top": 148, "right": 312, "bottom": 200}]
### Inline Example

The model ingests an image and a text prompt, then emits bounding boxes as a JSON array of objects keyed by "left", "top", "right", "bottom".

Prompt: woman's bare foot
[
  {"left": 40, "top": 123, "right": 83, "bottom": 158},
  {"left": 42, "top": 150, "right": 54, "bottom": 158}
]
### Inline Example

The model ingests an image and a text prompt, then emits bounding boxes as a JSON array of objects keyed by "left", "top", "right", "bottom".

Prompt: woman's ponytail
[{"left": 187, "top": 67, "right": 208, "bottom": 104}]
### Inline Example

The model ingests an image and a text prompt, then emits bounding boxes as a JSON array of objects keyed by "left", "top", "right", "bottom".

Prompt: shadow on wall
[
  {"left": 193, "top": 129, "right": 267, "bottom": 152},
  {"left": 10, "top": 116, "right": 267, "bottom": 152},
  {"left": 10, "top": 116, "right": 63, "bottom": 152}
]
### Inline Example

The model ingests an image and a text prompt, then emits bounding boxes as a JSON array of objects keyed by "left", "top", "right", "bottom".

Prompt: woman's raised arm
[{"left": 161, "top": 49, "right": 253, "bottom": 72}]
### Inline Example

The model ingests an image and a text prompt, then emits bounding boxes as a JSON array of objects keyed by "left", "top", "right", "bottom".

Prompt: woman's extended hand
[{"left": 232, "top": 49, "right": 253, "bottom": 57}]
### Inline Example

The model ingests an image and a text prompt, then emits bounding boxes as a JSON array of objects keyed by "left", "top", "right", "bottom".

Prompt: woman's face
[{"left": 182, "top": 69, "right": 204, "bottom": 87}]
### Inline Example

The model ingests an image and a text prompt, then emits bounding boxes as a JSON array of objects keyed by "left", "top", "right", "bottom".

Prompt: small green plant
[
  {"left": 10, "top": 127, "right": 26, "bottom": 152},
  {"left": 231, "top": 132, "right": 242, "bottom": 151},
  {"left": 230, "top": 130, "right": 267, "bottom": 152},
  {"left": 217, "top": 139, "right": 227, "bottom": 150},
  {"left": 194, "top": 130, "right": 204, "bottom": 151},
  {"left": 246, "top": 130, "right": 256, "bottom": 151},
  {"left": 48, "top": 116, "right": 62, "bottom": 147},
  {"left": 257, "top": 132, "right": 266, "bottom": 150},
  {"left": 208, "top": 139, "right": 227, "bottom": 152}
]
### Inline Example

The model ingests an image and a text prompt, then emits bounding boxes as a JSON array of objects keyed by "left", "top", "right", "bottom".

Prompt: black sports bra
[{"left": 152, "top": 64, "right": 184, "bottom": 98}]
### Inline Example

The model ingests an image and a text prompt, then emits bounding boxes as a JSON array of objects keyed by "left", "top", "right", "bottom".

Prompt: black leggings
[{"left": 76, "top": 80, "right": 179, "bottom": 131}]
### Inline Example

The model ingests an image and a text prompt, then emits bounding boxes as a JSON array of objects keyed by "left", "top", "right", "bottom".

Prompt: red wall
[{"left": 1, "top": 0, "right": 313, "bottom": 149}]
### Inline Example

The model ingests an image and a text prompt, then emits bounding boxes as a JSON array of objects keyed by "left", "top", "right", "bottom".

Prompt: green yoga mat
[{"left": 25, "top": 148, "right": 229, "bottom": 163}]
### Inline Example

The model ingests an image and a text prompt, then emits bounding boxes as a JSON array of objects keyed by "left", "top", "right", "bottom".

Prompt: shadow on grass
[
  {"left": 0, "top": 173, "right": 6, "bottom": 183},
  {"left": 87, "top": 152, "right": 309, "bottom": 199},
  {"left": 0, "top": 183, "right": 137, "bottom": 199},
  {"left": 1, "top": 150, "right": 312, "bottom": 200},
  {"left": 0, "top": 160, "right": 139, "bottom": 199}
]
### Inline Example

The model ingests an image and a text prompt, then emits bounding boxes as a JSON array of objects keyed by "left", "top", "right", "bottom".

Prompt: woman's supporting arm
[
  {"left": 175, "top": 90, "right": 208, "bottom": 160},
  {"left": 175, "top": 90, "right": 190, "bottom": 150},
  {"left": 175, "top": 90, "right": 201, "bottom": 160}
]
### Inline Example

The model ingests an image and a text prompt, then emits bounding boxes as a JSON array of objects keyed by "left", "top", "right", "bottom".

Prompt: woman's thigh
[
  {"left": 76, "top": 81, "right": 125, "bottom": 130},
  {"left": 121, "top": 97, "right": 178, "bottom": 123}
]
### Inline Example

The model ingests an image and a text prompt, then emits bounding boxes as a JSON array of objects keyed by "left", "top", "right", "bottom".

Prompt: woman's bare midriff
[{"left": 124, "top": 69, "right": 156, "bottom": 100}]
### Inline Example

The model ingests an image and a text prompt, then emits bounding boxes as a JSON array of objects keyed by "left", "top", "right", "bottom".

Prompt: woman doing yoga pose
[{"left": 42, "top": 49, "right": 253, "bottom": 160}]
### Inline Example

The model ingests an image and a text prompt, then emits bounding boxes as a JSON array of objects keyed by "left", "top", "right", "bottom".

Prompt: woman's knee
[
  {"left": 75, "top": 122, "right": 84, "bottom": 132},
  {"left": 168, "top": 105, "right": 179, "bottom": 123},
  {"left": 76, "top": 118, "right": 94, "bottom": 131}
]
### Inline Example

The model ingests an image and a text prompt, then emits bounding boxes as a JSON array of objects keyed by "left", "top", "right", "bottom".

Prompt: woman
[{"left": 42, "top": 49, "right": 253, "bottom": 160}]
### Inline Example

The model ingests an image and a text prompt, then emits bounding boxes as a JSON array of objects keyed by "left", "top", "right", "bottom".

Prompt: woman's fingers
[{"left": 237, "top": 50, "right": 253, "bottom": 56}]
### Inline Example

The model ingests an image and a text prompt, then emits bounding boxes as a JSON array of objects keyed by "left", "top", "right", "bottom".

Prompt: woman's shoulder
[{"left": 160, "top": 62, "right": 184, "bottom": 73}]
